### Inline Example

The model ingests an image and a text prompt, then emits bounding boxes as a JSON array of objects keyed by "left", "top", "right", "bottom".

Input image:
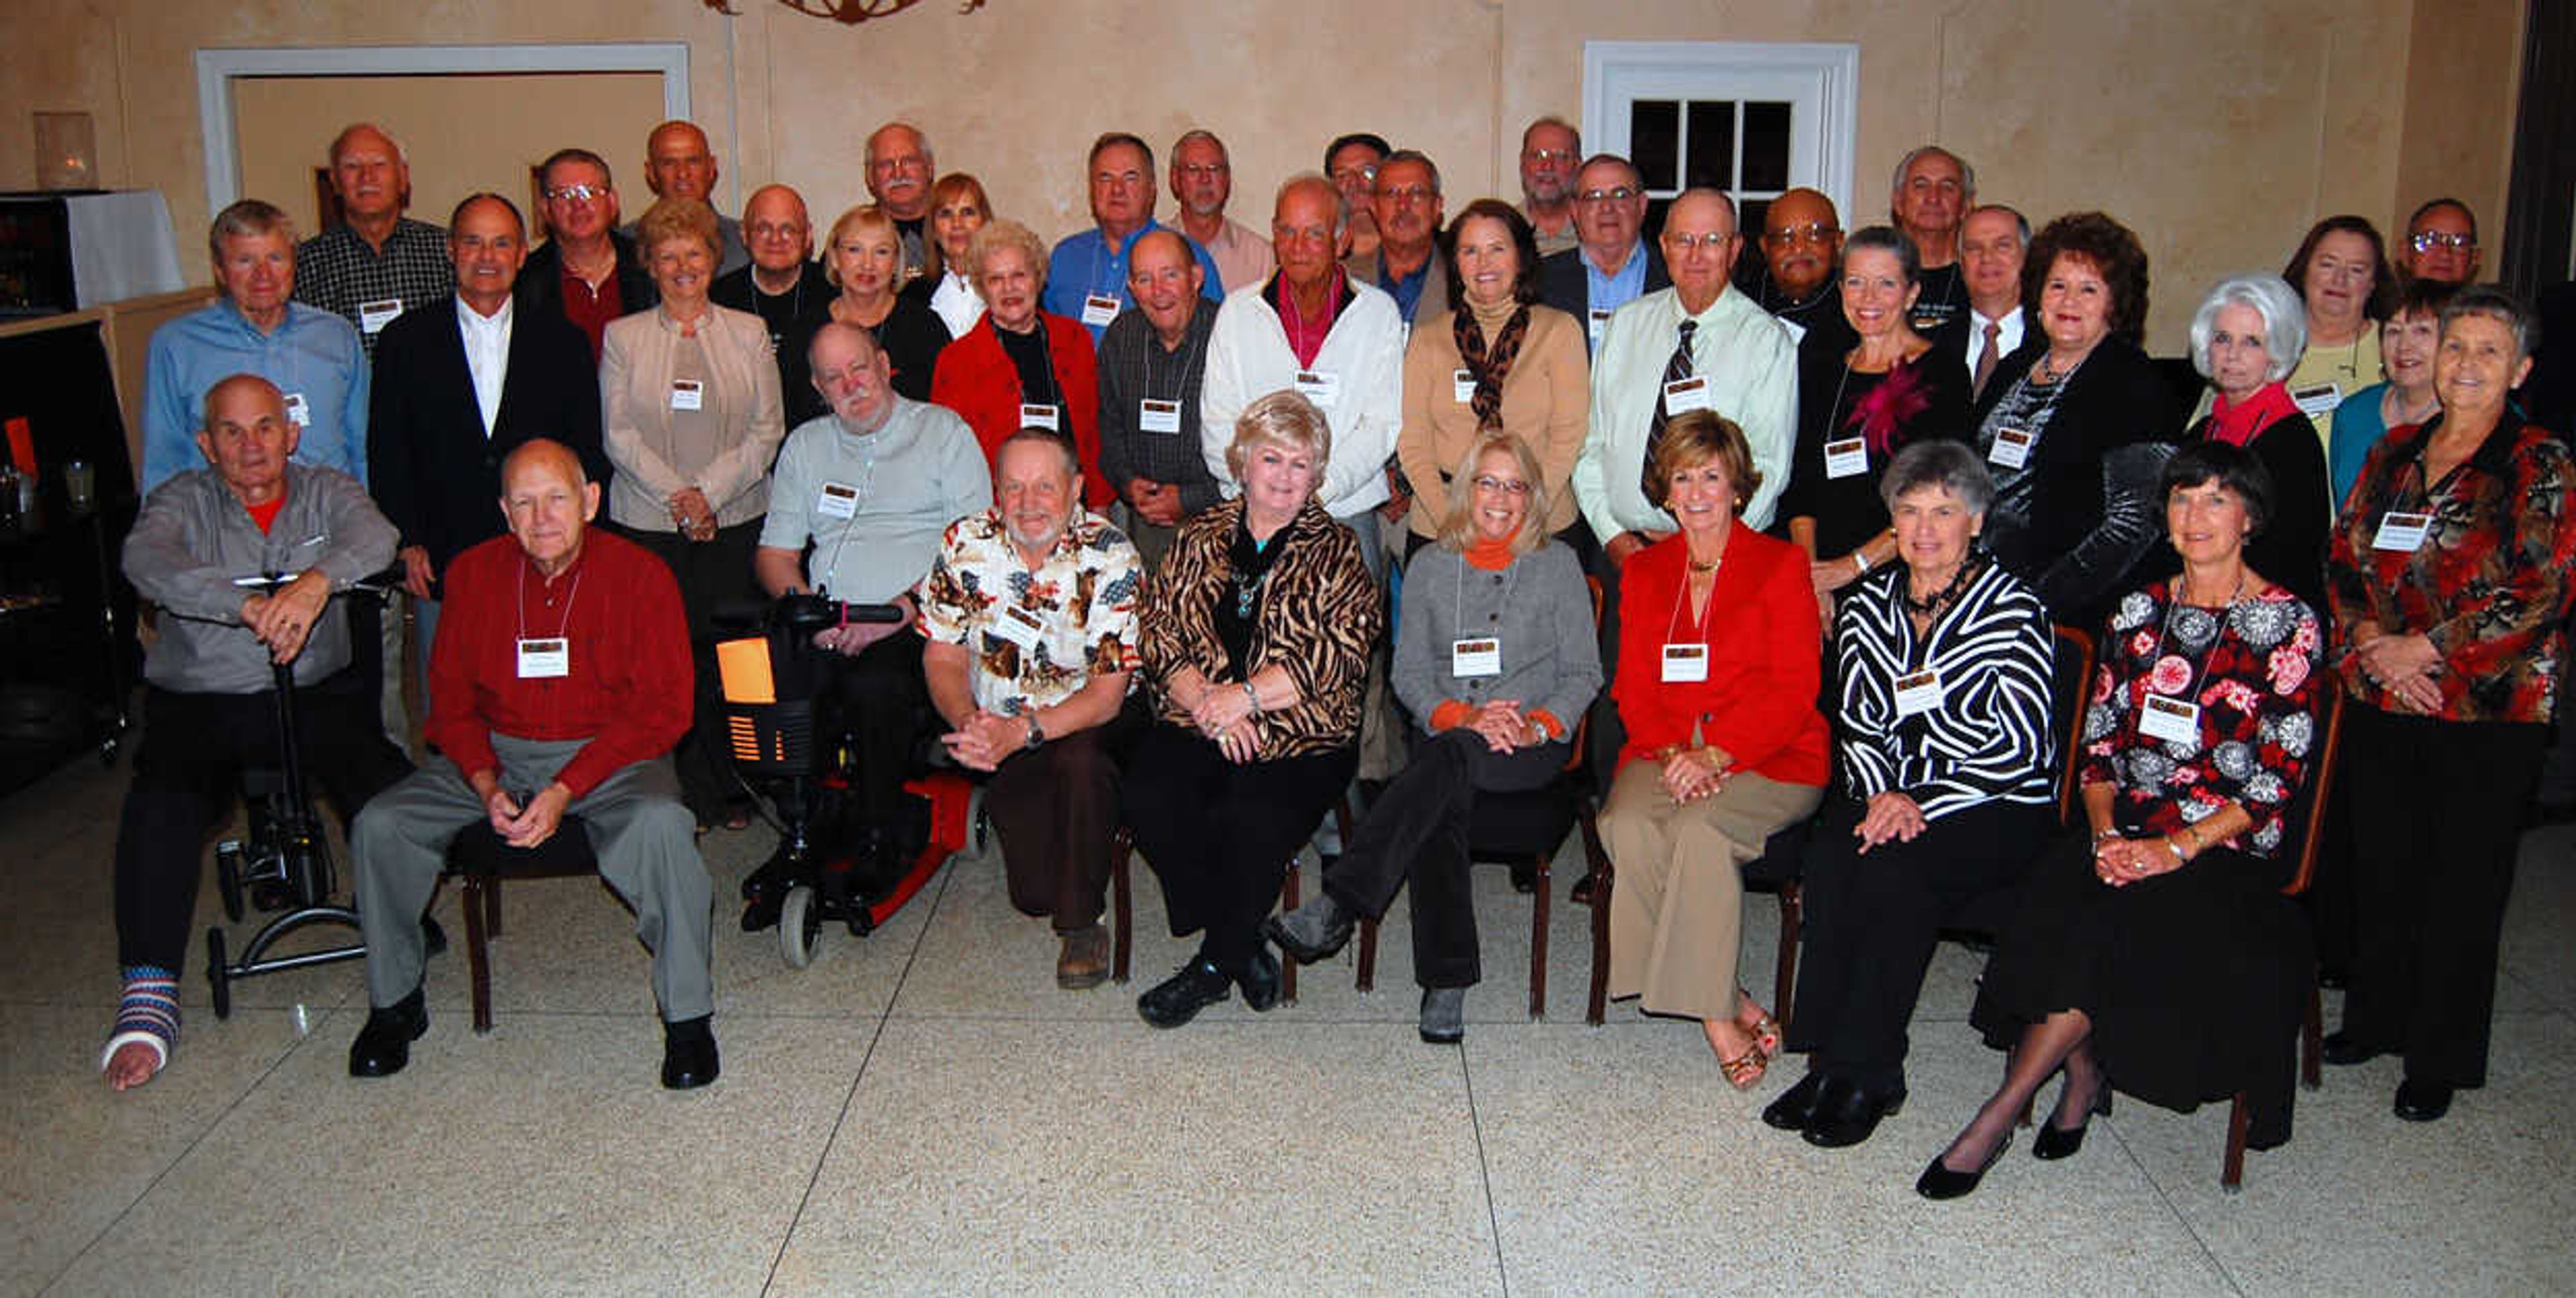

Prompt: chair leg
[
  {"left": 1582, "top": 816, "right": 1612, "bottom": 1027},
  {"left": 2301, "top": 978, "right": 2323, "bottom": 1090},
  {"left": 1774, "top": 879, "right": 1801, "bottom": 1028},
  {"left": 1110, "top": 829, "right": 1132, "bottom": 987},
  {"left": 484, "top": 873, "right": 504, "bottom": 940},
  {"left": 1278, "top": 858, "right": 1299, "bottom": 1006},
  {"left": 1355, "top": 916, "right": 1378, "bottom": 993},
  {"left": 462, "top": 874, "right": 495, "bottom": 1036},
  {"left": 2222, "top": 1091, "right": 2251, "bottom": 1191},
  {"left": 1529, "top": 849, "right": 1551, "bottom": 1020}
]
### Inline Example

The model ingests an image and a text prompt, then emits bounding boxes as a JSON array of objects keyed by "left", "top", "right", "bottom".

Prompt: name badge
[
  {"left": 1589, "top": 309, "right": 1612, "bottom": 345},
  {"left": 2290, "top": 382, "right": 2343, "bottom": 417},
  {"left": 1452, "top": 637, "right": 1501, "bottom": 678},
  {"left": 1660, "top": 643, "right": 1709, "bottom": 683},
  {"left": 1662, "top": 375, "right": 1711, "bottom": 415},
  {"left": 1988, "top": 427, "right": 2036, "bottom": 470},
  {"left": 1452, "top": 369, "right": 1477, "bottom": 404},
  {"left": 358, "top": 299, "right": 402, "bottom": 335},
  {"left": 1081, "top": 294, "right": 1122, "bottom": 328},
  {"left": 670, "top": 379, "right": 704, "bottom": 411},
  {"left": 516, "top": 637, "right": 570, "bottom": 679},
  {"left": 816, "top": 482, "right": 859, "bottom": 520},
  {"left": 987, "top": 604, "right": 1045, "bottom": 650},
  {"left": 1139, "top": 398, "right": 1182, "bottom": 434},
  {"left": 1910, "top": 311, "right": 1948, "bottom": 333},
  {"left": 2137, "top": 693, "right": 2202, "bottom": 750},
  {"left": 1894, "top": 667, "right": 1944, "bottom": 716},
  {"left": 1295, "top": 370, "right": 1340, "bottom": 409},
  {"left": 1824, "top": 437, "right": 1870, "bottom": 479},
  {"left": 283, "top": 391, "right": 311, "bottom": 427},
  {"left": 1018, "top": 402, "right": 1061, "bottom": 432},
  {"left": 2373, "top": 510, "right": 2434, "bottom": 552}
]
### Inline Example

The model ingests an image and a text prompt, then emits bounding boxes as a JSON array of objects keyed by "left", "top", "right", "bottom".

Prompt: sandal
[
  {"left": 1719, "top": 1039, "right": 1770, "bottom": 1090},
  {"left": 1737, "top": 989, "right": 1783, "bottom": 1057}
]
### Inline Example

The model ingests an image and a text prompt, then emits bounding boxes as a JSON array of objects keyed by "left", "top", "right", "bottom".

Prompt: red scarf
[
  {"left": 1464, "top": 527, "right": 1519, "bottom": 572},
  {"left": 2207, "top": 381, "right": 2299, "bottom": 449}
]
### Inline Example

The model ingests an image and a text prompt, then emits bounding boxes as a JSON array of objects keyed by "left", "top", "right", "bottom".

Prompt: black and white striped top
[{"left": 1832, "top": 558, "right": 2057, "bottom": 819}]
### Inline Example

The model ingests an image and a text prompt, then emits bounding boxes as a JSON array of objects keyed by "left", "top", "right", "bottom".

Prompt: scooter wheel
[
  {"left": 215, "top": 843, "right": 246, "bottom": 924},
  {"left": 780, "top": 885, "right": 821, "bottom": 969},
  {"left": 205, "top": 928, "right": 232, "bottom": 1020}
]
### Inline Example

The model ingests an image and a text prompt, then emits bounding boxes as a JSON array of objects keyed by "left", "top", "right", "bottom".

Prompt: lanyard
[
  {"left": 1146, "top": 321, "right": 1206, "bottom": 406},
  {"left": 1664, "top": 550, "right": 1720, "bottom": 644},
  {"left": 2127, "top": 574, "right": 2243, "bottom": 745},
  {"left": 516, "top": 555, "right": 584, "bottom": 643},
  {"left": 1452, "top": 551, "right": 1519, "bottom": 652}
]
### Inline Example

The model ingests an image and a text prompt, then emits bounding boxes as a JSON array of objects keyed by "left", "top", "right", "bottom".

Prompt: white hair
[{"left": 2189, "top": 274, "right": 2308, "bottom": 385}]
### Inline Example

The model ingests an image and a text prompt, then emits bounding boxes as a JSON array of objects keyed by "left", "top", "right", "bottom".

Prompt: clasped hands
[
  {"left": 1852, "top": 790, "right": 1927, "bottom": 853},
  {"left": 2353, "top": 631, "right": 2443, "bottom": 714},
  {"left": 1657, "top": 743, "right": 1735, "bottom": 805},
  {"left": 668, "top": 486, "right": 718, "bottom": 543},
  {"left": 1123, "top": 478, "right": 1183, "bottom": 529},
  {"left": 1183, "top": 676, "right": 1264, "bottom": 765},
  {"left": 942, "top": 709, "right": 1028, "bottom": 773},
  {"left": 478, "top": 775, "right": 573, "bottom": 849},
  {"left": 1456, "top": 698, "right": 1546, "bottom": 754},
  {"left": 237, "top": 570, "right": 331, "bottom": 665},
  {"left": 2092, "top": 832, "right": 2178, "bottom": 887}
]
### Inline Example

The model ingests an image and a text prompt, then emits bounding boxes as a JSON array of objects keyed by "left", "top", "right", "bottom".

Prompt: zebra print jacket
[{"left": 1831, "top": 557, "right": 2057, "bottom": 819}]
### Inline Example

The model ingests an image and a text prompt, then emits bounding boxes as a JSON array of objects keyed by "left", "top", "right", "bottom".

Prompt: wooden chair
[
  {"left": 443, "top": 816, "right": 599, "bottom": 1035},
  {"left": 1107, "top": 797, "right": 1351, "bottom": 1005}
]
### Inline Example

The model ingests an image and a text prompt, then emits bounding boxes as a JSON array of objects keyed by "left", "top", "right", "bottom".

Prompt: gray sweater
[
  {"left": 1391, "top": 539, "right": 1602, "bottom": 738},
  {"left": 123, "top": 462, "right": 398, "bottom": 695}
]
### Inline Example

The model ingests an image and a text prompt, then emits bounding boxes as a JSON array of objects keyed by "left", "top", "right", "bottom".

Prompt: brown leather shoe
[{"left": 1057, "top": 923, "right": 1112, "bottom": 989}]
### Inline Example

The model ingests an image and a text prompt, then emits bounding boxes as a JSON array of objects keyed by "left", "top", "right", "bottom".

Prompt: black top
[
  {"left": 1908, "top": 262, "right": 1968, "bottom": 335},
  {"left": 712, "top": 260, "right": 835, "bottom": 427},
  {"left": 1734, "top": 260, "right": 1859, "bottom": 357},
  {"left": 511, "top": 232, "right": 658, "bottom": 344},
  {"left": 857, "top": 294, "right": 954, "bottom": 402},
  {"left": 991, "top": 317, "right": 1061, "bottom": 409},
  {"left": 1783, "top": 343, "right": 1973, "bottom": 559},
  {"left": 2144, "top": 409, "right": 2330, "bottom": 615},
  {"left": 1536, "top": 243, "right": 1672, "bottom": 337}
]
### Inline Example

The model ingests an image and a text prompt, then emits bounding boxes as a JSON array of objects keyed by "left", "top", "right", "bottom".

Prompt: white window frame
[
  {"left": 195, "top": 43, "right": 692, "bottom": 220},
  {"left": 1580, "top": 40, "right": 1861, "bottom": 222}
]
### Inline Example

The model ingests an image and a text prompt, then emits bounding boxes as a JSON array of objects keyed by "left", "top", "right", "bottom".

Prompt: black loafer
[
  {"left": 1236, "top": 949, "right": 1283, "bottom": 1012},
  {"left": 1916, "top": 1130, "right": 2012, "bottom": 1201},
  {"left": 347, "top": 989, "right": 428, "bottom": 1079},
  {"left": 1761, "top": 1071, "right": 1828, "bottom": 1132},
  {"left": 2393, "top": 1077, "right": 2453, "bottom": 1122},
  {"left": 1803, "top": 1076, "right": 1907, "bottom": 1150},
  {"left": 1138, "top": 957, "right": 1233, "bottom": 1028},
  {"left": 2322, "top": 1031, "right": 2383, "bottom": 1067},
  {"left": 661, "top": 1016, "right": 720, "bottom": 1090},
  {"left": 2033, "top": 1087, "right": 2112, "bottom": 1160}
]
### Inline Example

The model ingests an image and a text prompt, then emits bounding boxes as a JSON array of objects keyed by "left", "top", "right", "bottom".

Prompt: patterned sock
[{"left": 103, "top": 965, "right": 180, "bottom": 1073}]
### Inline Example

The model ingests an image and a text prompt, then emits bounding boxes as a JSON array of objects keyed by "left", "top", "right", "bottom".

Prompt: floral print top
[
  {"left": 2082, "top": 582, "right": 2324, "bottom": 857},
  {"left": 916, "top": 508, "right": 1142, "bottom": 716}
]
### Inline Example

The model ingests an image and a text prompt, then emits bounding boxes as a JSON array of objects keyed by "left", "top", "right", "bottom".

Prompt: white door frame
[
  {"left": 1580, "top": 40, "right": 1861, "bottom": 220},
  {"left": 195, "top": 43, "right": 692, "bottom": 219}
]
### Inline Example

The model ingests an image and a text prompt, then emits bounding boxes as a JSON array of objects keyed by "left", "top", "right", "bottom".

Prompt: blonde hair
[
  {"left": 820, "top": 203, "right": 900, "bottom": 290},
  {"left": 1435, "top": 431, "right": 1549, "bottom": 556},
  {"left": 1224, "top": 390, "right": 1334, "bottom": 490},
  {"left": 634, "top": 197, "right": 720, "bottom": 262}
]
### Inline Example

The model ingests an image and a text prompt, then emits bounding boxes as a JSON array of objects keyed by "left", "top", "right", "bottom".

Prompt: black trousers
[
  {"left": 988, "top": 714, "right": 1137, "bottom": 931},
  {"left": 1122, "top": 723, "right": 1354, "bottom": 973},
  {"left": 1783, "top": 796, "right": 2055, "bottom": 1089},
  {"left": 1321, "top": 726, "right": 1566, "bottom": 988},
  {"left": 623, "top": 519, "right": 761, "bottom": 820},
  {"left": 818, "top": 631, "right": 931, "bottom": 824},
  {"left": 2340, "top": 706, "right": 2545, "bottom": 1088},
  {"left": 113, "top": 682, "right": 412, "bottom": 973}
]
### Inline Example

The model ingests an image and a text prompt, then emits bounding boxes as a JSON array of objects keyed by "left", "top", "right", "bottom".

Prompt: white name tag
[
  {"left": 1824, "top": 437, "right": 1870, "bottom": 479},
  {"left": 2290, "top": 382, "right": 2343, "bottom": 417},
  {"left": 1452, "top": 369, "right": 1477, "bottom": 404},
  {"left": 358, "top": 299, "right": 402, "bottom": 335},
  {"left": 1894, "top": 667, "right": 1944, "bottom": 716},
  {"left": 670, "top": 379, "right": 704, "bottom": 411},
  {"left": 816, "top": 482, "right": 859, "bottom": 520},
  {"left": 516, "top": 637, "right": 570, "bottom": 679},
  {"left": 1988, "top": 427, "right": 2035, "bottom": 470},
  {"left": 1295, "top": 370, "right": 1340, "bottom": 409},
  {"left": 283, "top": 391, "right": 311, "bottom": 427},
  {"left": 1139, "top": 398, "right": 1182, "bottom": 434},
  {"left": 1018, "top": 402, "right": 1061, "bottom": 432},
  {"left": 2373, "top": 510, "right": 2434, "bottom": 552},
  {"left": 2137, "top": 692, "right": 2202, "bottom": 750},
  {"left": 1081, "top": 294, "right": 1122, "bottom": 328},
  {"left": 987, "top": 604, "right": 1045, "bottom": 650},
  {"left": 1589, "top": 309, "right": 1612, "bottom": 345},
  {"left": 1452, "top": 637, "right": 1501, "bottom": 678},
  {"left": 1662, "top": 375, "right": 1711, "bottom": 415},
  {"left": 1660, "top": 643, "right": 1709, "bottom": 683}
]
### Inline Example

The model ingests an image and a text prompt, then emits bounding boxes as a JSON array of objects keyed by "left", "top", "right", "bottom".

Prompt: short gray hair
[
  {"left": 1890, "top": 146, "right": 1976, "bottom": 203},
  {"left": 1879, "top": 440, "right": 1994, "bottom": 518},
  {"left": 1377, "top": 149, "right": 1442, "bottom": 197},
  {"left": 2188, "top": 274, "right": 2308, "bottom": 386},
  {"left": 2440, "top": 284, "right": 2540, "bottom": 362},
  {"left": 208, "top": 199, "right": 296, "bottom": 265},
  {"left": 1276, "top": 172, "right": 1350, "bottom": 239}
]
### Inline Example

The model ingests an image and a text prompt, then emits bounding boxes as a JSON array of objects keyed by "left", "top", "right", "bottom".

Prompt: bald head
[
  {"left": 644, "top": 119, "right": 718, "bottom": 203},
  {"left": 498, "top": 438, "right": 600, "bottom": 576},
  {"left": 1760, "top": 188, "right": 1842, "bottom": 300},
  {"left": 743, "top": 184, "right": 813, "bottom": 280},
  {"left": 501, "top": 437, "right": 588, "bottom": 490}
]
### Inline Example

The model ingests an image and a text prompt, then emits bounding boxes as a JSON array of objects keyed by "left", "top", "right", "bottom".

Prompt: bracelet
[
  {"left": 2163, "top": 836, "right": 2188, "bottom": 864},
  {"left": 1242, "top": 681, "right": 1261, "bottom": 716},
  {"left": 1851, "top": 549, "right": 1870, "bottom": 574},
  {"left": 2092, "top": 828, "right": 2119, "bottom": 845}
]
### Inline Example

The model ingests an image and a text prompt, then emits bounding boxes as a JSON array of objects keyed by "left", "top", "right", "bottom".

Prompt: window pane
[
  {"left": 1684, "top": 101, "right": 1735, "bottom": 192},
  {"left": 1629, "top": 101, "right": 1678, "bottom": 193},
  {"left": 1742, "top": 101, "right": 1793, "bottom": 193},
  {"left": 1737, "top": 197, "right": 1770, "bottom": 249}
]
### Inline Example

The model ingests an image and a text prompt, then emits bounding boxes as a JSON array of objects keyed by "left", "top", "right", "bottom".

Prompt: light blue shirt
[
  {"left": 1041, "top": 219, "right": 1224, "bottom": 343},
  {"left": 1585, "top": 247, "right": 1651, "bottom": 320},
  {"left": 142, "top": 299, "right": 369, "bottom": 493},
  {"left": 760, "top": 398, "right": 992, "bottom": 604}
]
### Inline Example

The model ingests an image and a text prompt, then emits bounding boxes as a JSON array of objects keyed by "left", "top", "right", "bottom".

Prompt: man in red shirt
[{"left": 345, "top": 438, "right": 718, "bottom": 1089}]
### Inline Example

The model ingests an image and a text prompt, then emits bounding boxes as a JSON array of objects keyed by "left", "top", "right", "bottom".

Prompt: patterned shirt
[
  {"left": 1095, "top": 303, "right": 1221, "bottom": 512},
  {"left": 1833, "top": 559, "right": 2057, "bottom": 820},
  {"left": 918, "top": 508, "right": 1142, "bottom": 716},
  {"left": 292, "top": 219, "right": 455, "bottom": 359},
  {"left": 2085, "top": 582, "right": 2323, "bottom": 857}
]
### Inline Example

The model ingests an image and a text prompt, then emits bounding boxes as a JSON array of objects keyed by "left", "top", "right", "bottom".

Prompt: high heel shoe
[
  {"left": 1916, "top": 1130, "right": 2013, "bottom": 1200},
  {"left": 2033, "top": 1083, "right": 2113, "bottom": 1160}
]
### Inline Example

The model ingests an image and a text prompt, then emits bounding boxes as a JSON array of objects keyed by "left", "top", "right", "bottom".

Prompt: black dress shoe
[
  {"left": 2393, "top": 1077, "right": 2454, "bottom": 1122},
  {"left": 1138, "top": 957, "right": 1233, "bottom": 1028},
  {"left": 661, "top": 1016, "right": 720, "bottom": 1090},
  {"left": 1916, "top": 1130, "right": 2012, "bottom": 1201},
  {"left": 347, "top": 989, "right": 428, "bottom": 1079},
  {"left": 1236, "top": 949, "right": 1284, "bottom": 1012},
  {"left": 2322, "top": 1031, "right": 2383, "bottom": 1067},
  {"left": 2033, "top": 1085, "right": 2113, "bottom": 1160},
  {"left": 1762, "top": 1072, "right": 1827, "bottom": 1132},
  {"left": 1803, "top": 1076, "right": 1907, "bottom": 1149}
]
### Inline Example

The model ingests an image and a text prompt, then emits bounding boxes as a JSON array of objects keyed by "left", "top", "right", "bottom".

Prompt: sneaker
[
  {"left": 1056, "top": 924, "right": 1112, "bottom": 990},
  {"left": 1137, "top": 957, "right": 1232, "bottom": 1028},
  {"left": 1419, "top": 987, "right": 1466, "bottom": 1044},
  {"left": 1264, "top": 893, "right": 1354, "bottom": 963}
]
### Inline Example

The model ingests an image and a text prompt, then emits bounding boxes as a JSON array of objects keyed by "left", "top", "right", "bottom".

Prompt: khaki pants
[{"left": 1601, "top": 758, "right": 1821, "bottom": 1022}]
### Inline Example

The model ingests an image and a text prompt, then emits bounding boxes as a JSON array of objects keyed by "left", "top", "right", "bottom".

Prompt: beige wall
[{"left": 0, "top": 0, "right": 2528, "bottom": 350}]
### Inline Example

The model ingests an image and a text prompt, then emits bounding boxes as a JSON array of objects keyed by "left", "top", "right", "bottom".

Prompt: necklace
[
  {"left": 1688, "top": 556, "right": 1721, "bottom": 574},
  {"left": 1901, "top": 552, "right": 1983, "bottom": 620}
]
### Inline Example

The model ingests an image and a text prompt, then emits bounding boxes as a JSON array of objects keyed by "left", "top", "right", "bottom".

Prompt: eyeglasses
[
  {"left": 1472, "top": 474, "right": 1531, "bottom": 496},
  {"left": 1576, "top": 186, "right": 1639, "bottom": 204},
  {"left": 1377, "top": 184, "right": 1436, "bottom": 205},
  {"left": 2409, "top": 230, "right": 2475, "bottom": 253},
  {"left": 545, "top": 184, "right": 606, "bottom": 203},
  {"left": 1332, "top": 164, "right": 1379, "bottom": 184},
  {"left": 1522, "top": 148, "right": 1578, "bottom": 164},
  {"left": 1664, "top": 231, "right": 1735, "bottom": 253},
  {"left": 1175, "top": 162, "right": 1228, "bottom": 178},
  {"left": 1764, "top": 223, "right": 1841, "bottom": 247}
]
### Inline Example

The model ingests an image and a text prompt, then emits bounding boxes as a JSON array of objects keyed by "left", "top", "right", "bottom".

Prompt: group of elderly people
[{"left": 107, "top": 113, "right": 2576, "bottom": 1205}]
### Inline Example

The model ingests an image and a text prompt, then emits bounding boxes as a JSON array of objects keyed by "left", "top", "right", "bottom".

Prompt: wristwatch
[{"left": 1022, "top": 713, "right": 1044, "bottom": 751}]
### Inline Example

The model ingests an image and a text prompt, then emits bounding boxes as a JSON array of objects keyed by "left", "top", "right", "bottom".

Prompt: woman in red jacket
[
  {"left": 928, "top": 218, "right": 1110, "bottom": 508},
  {"left": 1600, "top": 410, "right": 1831, "bottom": 1088}
]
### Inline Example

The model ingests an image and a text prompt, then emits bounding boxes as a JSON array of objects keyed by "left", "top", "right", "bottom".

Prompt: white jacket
[{"left": 1199, "top": 278, "right": 1406, "bottom": 519}]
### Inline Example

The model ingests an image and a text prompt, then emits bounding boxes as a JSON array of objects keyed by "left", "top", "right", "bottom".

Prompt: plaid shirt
[
  {"left": 293, "top": 219, "right": 455, "bottom": 358},
  {"left": 1095, "top": 305, "right": 1221, "bottom": 512},
  {"left": 918, "top": 508, "right": 1142, "bottom": 716}
]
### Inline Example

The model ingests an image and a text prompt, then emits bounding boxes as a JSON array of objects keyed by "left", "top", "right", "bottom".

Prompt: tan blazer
[
  {"left": 1395, "top": 304, "right": 1591, "bottom": 538},
  {"left": 599, "top": 303, "right": 786, "bottom": 531}
]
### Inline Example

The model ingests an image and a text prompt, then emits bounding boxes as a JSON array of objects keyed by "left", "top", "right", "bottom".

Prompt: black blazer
[
  {"left": 513, "top": 231, "right": 658, "bottom": 349},
  {"left": 1536, "top": 242, "right": 1671, "bottom": 323},
  {"left": 368, "top": 300, "right": 610, "bottom": 580}
]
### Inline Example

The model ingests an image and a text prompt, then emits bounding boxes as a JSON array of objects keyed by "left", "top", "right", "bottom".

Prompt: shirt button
[{"left": 1489, "top": 613, "right": 1499, "bottom": 623}]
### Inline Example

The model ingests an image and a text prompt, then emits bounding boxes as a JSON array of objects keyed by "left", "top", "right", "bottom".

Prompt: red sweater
[
  {"left": 1611, "top": 527, "right": 1830, "bottom": 785},
  {"left": 426, "top": 529, "right": 694, "bottom": 798},
  {"left": 928, "top": 312, "right": 1111, "bottom": 507}
]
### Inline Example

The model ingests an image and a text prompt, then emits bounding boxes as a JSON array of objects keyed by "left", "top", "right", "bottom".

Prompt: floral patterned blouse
[
  {"left": 2082, "top": 582, "right": 2323, "bottom": 857},
  {"left": 916, "top": 508, "right": 1142, "bottom": 716}
]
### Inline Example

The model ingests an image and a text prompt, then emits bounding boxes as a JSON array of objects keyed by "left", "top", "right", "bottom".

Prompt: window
[{"left": 1582, "top": 41, "right": 1860, "bottom": 241}]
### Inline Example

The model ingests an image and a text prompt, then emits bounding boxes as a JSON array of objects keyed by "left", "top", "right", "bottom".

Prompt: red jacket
[
  {"left": 1611, "top": 527, "right": 1831, "bottom": 786},
  {"left": 928, "top": 312, "right": 1110, "bottom": 508}
]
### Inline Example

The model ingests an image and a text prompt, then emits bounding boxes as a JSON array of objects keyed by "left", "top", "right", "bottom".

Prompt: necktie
[
  {"left": 1973, "top": 319, "right": 2002, "bottom": 401},
  {"left": 1640, "top": 318, "right": 1699, "bottom": 501}
]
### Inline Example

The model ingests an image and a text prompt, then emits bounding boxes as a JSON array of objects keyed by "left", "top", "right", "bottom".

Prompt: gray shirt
[
  {"left": 1391, "top": 539, "right": 1601, "bottom": 737},
  {"left": 123, "top": 462, "right": 399, "bottom": 695},
  {"left": 760, "top": 397, "right": 992, "bottom": 603}
]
